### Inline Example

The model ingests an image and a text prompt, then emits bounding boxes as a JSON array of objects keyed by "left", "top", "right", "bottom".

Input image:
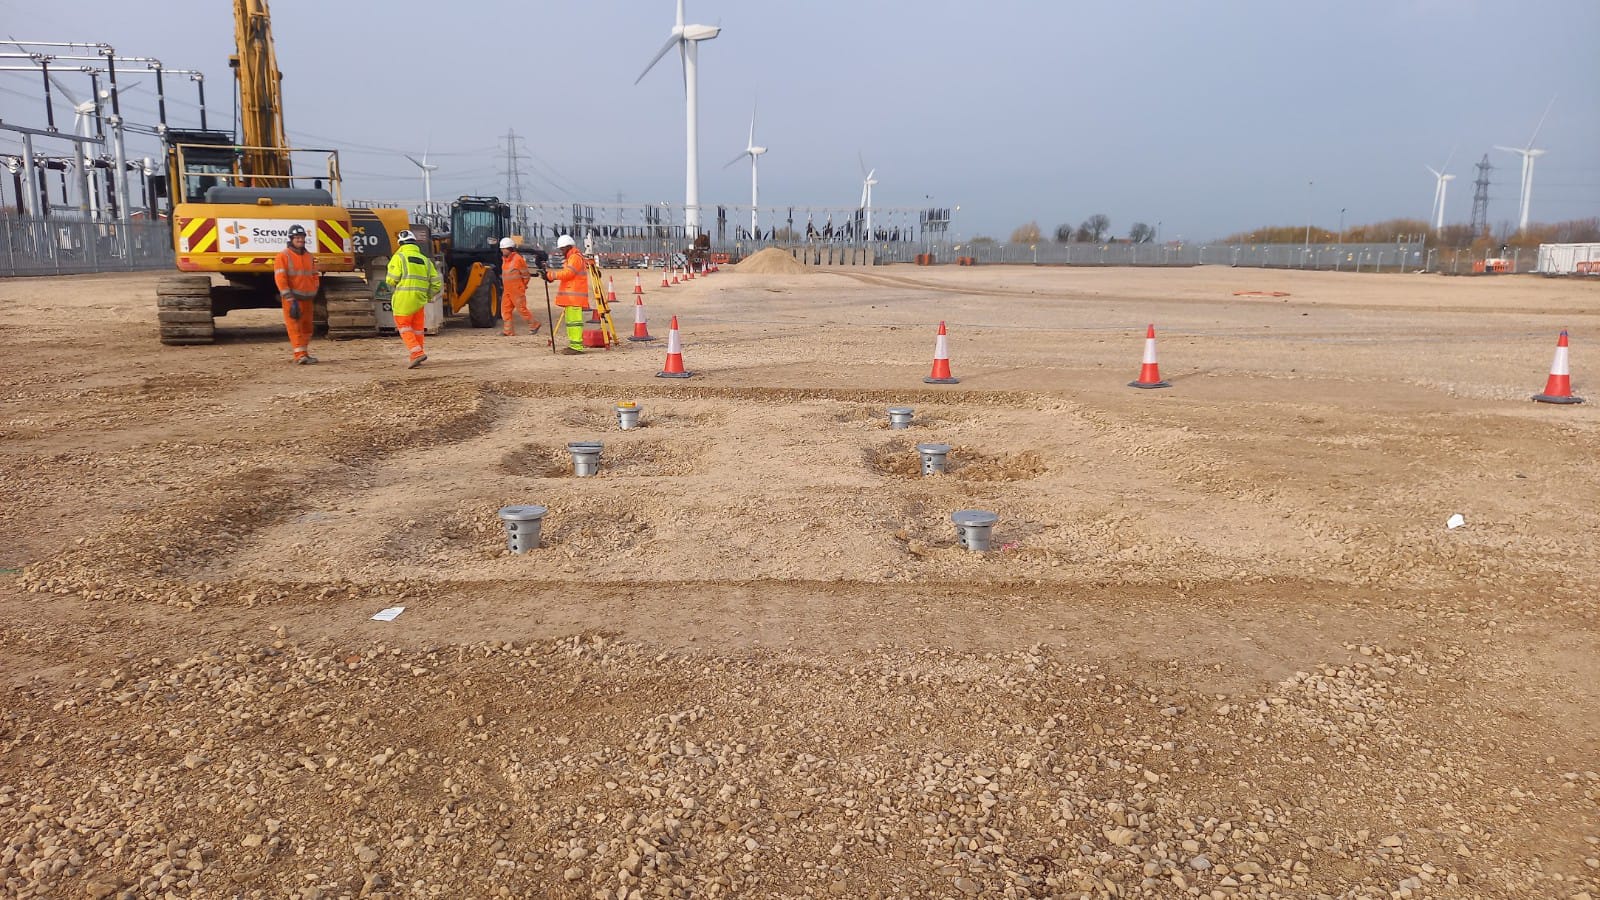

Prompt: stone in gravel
[
  {"left": 1189, "top": 855, "right": 1212, "bottom": 870},
  {"left": 953, "top": 876, "right": 980, "bottom": 895},
  {"left": 1104, "top": 827, "right": 1137, "bottom": 847}
]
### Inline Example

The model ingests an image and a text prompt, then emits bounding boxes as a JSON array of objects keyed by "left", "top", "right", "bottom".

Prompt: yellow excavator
[{"left": 154, "top": 0, "right": 405, "bottom": 343}]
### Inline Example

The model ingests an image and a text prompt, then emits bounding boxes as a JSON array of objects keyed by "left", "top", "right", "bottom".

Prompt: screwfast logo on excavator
[{"left": 220, "top": 220, "right": 317, "bottom": 251}]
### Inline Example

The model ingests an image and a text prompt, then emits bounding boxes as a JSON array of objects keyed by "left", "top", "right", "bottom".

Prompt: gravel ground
[{"left": 1, "top": 264, "right": 1597, "bottom": 899}]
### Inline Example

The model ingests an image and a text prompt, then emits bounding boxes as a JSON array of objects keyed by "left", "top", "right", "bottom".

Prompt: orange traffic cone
[
  {"left": 656, "top": 316, "right": 692, "bottom": 378},
  {"left": 670, "top": 270, "right": 679, "bottom": 285},
  {"left": 1128, "top": 323, "right": 1171, "bottom": 389},
  {"left": 628, "top": 295, "right": 656, "bottom": 342},
  {"left": 923, "top": 321, "right": 959, "bottom": 384},
  {"left": 661, "top": 268, "right": 671, "bottom": 288},
  {"left": 606, "top": 276, "right": 618, "bottom": 304},
  {"left": 1533, "top": 329, "right": 1584, "bottom": 404},
  {"left": 633, "top": 274, "right": 644, "bottom": 296}
]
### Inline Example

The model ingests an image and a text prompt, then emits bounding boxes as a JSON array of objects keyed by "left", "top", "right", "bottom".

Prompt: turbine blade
[
  {"left": 1426, "top": 165, "right": 1440, "bottom": 177},
  {"left": 676, "top": 0, "right": 685, "bottom": 29},
  {"left": 748, "top": 105, "right": 756, "bottom": 148},
  {"left": 7, "top": 39, "right": 85, "bottom": 105},
  {"left": 1441, "top": 144, "right": 1456, "bottom": 173},
  {"left": 1527, "top": 96, "right": 1555, "bottom": 148},
  {"left": 404, "top": 154, "right": 423, "bottom": 169},
  {"left": 635, "top": 34, "right": 682, "bottom": 85},
  {"left": 723, "top": 151, "right": 747, "bottom": 170},
  {"left": 858, "top": 151, "right": 867, "bottom": 179}
]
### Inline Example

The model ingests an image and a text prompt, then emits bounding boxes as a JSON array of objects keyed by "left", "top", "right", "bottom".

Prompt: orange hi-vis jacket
[
  {"left": 274, "top": 245, "right": 320, "bottom": 302},
  {"left": 501, "top": 251, "right": 531, "bottom": 301},
  {"left": 549, "top": 247, "right": 589, "bottom": 308}
]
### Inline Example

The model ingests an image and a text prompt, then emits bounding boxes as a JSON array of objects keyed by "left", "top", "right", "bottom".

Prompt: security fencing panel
[
  {"left": 922, "top": 241, "right": 1428, "bottom": 271},
  {"left": 0, "top": 216, "right": 173, "bottom": 277}
]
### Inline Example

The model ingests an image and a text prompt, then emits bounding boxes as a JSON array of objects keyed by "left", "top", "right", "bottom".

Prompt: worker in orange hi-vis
[
  {"left": 273, "top": 224, "right": 320, "bottom": 364},
  {"left": 498, "top": 237, "right": 541, "bottom": 337},
  {"left": 541, "top": 234, "right": 590, "bottom": 354}
]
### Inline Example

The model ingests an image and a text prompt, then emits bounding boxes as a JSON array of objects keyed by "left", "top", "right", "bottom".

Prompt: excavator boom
[{"left": 231, "top": 0, "right": 291, "bottom": 184}]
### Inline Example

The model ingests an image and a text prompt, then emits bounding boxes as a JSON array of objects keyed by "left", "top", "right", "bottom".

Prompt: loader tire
[
  {"left": 324, "top": 276, "right": 378, "bottom": 340},
  {"left": 157, "top": 275, "right": 215, "bottom": 345},
  {"left": 467, "top": 280, "right": 496, "bottom": 328}
]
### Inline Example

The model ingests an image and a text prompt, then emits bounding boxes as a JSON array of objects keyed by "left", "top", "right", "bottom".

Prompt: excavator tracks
[
  {"left": 323, "top": 275, "right": 379, "bottom": 340},
  {"left": 156, "top": 274, "right": 216, "bottom": 345}
]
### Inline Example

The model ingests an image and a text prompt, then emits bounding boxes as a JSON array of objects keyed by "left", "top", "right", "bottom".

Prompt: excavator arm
[{"left": 231, "top": 0, "right": 291, "bottom": 185}]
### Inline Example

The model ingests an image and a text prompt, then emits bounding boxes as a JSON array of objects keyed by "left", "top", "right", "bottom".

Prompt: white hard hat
[
  {"left": 397, "top": 229, "right": 417, "bottom": 244},
  {"left": 556, "top": 234, "right": 576, "bottom": 249},
  {"left": 499, "top": 237, "right": 516, "bottom": 250}
]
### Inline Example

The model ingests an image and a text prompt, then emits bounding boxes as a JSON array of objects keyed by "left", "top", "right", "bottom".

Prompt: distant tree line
[
  {"left": 1007, "top": 214, "right": 1159, "bottom": 245},
  {"left": 1221, "top": 217, "right": 1600, "bottom": 251},
  {"left": 991, "top": 216, "right": 1600, "bottom": 250}
]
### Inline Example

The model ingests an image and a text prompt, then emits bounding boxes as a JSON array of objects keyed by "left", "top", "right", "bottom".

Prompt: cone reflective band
[
  {"left": 634, "top": 274, "right": 644, "bottom": 296},
  {"left": 1128, "top": 323, "right": 1171, "bottom": 389},
  {"left": 628, "top": 295, "right": 656, "bottom": 342},
  {"left": 661, "top": 269, "right": 671, "bottom": 288},
  {"left": 1532, "top": 329, "right": 1584, "bottom": 404},
  {"left": 924, "top": 320, "right": 959, "bottom": 384},
  {"left": 656, "top": 315, "right": 693, "bottom": 378}
]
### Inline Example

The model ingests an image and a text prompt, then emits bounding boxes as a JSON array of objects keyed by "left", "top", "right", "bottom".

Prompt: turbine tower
[
  {"left": 636, "top": 0, "right": 721, "bottom": 237},
  {"left": 1495, "top": 97, "right": 1554, "bottom": 233},
  {"left": 1425, "top": 148, "right": 1455, "bottom": 234},
  {"left": 1426, "top": 166, "right": 1455, "bottom": 233},
  {"left": 404, "top": 151, "right": 438, "bottom": 206},
  {"left": 858, "top": 154, "right": 877, "bottom": 240},
  {"left": 723, "top": 105, "right": 766, "bottom": 238}
]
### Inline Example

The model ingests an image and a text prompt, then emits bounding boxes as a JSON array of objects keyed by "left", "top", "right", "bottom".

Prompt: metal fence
[
  {"left": 0, "top": 216, "right": 173, "bottom": 277},
  {"left": 865, "top": 240, "right": 1431, "bottom": 271}
]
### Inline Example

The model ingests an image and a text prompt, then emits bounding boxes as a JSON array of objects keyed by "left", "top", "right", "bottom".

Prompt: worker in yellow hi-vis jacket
[{"left": 384, "top": 230, "right": 443, "bottom": 369}]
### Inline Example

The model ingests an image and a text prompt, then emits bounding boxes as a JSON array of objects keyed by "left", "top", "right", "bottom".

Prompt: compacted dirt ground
[{"left": 1, "top": 263, "right": 1597, "bottom": 899}]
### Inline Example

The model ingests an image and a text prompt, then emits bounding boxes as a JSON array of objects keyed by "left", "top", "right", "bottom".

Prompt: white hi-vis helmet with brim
[
  {"left": 397, "top": 229, "right": 417, "bottom": 244},
  {"left": 499, "top": 237, "right": 516, "bottom": 250},
  {"left": 556, "top": 234, "right": 576, "bottom": 249}
]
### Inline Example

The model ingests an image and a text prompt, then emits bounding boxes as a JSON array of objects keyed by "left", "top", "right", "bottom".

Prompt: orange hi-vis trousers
[
  {"left": 281, "top": 298, "right": 314, "bottom": 360},
  {"left": 502, "top": 288, "right": 537, "bottom": 335},
  {"left": 394, "top": 309, "right": 426, "bottom": 361}
]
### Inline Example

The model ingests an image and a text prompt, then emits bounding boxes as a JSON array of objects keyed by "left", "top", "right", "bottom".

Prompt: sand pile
[{"left": 732, "top": 247, "right": 812, "bottom": 274}]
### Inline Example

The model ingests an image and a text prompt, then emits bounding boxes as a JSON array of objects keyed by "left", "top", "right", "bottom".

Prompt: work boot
[
  {"left": 559, "top": 347, "right": 584, "bottom": 356},
  {"left": 407, "top": 354, "right": 426, "bottom": 369},
  {"left": 527, "top": 321, "right": 542, "bottom": 334},
  {"left": 503, "top": 329, "right": 514, "bottom": 337},
  {"left": 302, "top": 355, "right": 319, "bottom": 365},
  {"left": 293, "top": 356, "right": 310, "bottom": 365}
]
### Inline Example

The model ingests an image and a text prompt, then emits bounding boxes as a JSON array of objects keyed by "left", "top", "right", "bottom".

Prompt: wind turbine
[
  {"left": 1496, "top": 97, "right": 1554, "bottom": 233},
  {"left": 404, "top": 150, "right": 438, "bottom": 206},
  {"left": 858, "top": 154, "right": 877, "bottom": 240},
  {"left": 635, "top": 0, "right": 720, "bottom": 237},
  {"left": 1425, "top": 147, "right": 1455, "bottom": 234},
  {"left": 723, "top": 105, "right": 766, "bottom": 238}
]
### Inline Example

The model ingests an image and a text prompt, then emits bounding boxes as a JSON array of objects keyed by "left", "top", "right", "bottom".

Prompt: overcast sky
[{"left": 2, "top": 0, "right": 1596, "bottom": 241}]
